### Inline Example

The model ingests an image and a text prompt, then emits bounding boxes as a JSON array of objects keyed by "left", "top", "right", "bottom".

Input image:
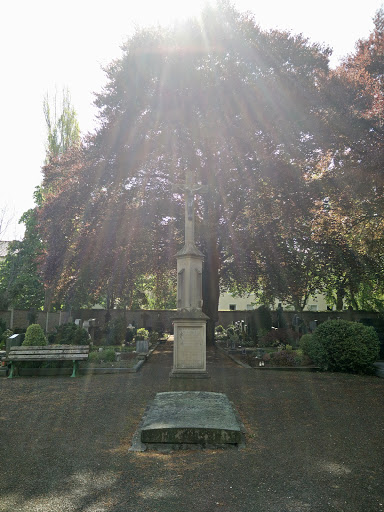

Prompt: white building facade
[{"left": 218, "top": 291, "right": 339, "bottom": 312}]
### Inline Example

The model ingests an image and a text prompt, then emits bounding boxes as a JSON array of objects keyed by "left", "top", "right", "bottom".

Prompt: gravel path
[{"left": 1, "top": 342, "right": 383, "bottom": 512}]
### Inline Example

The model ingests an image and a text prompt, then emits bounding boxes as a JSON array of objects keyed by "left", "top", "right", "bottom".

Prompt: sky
[{"left": 1, "top": 0, "right": 383, "bottom": 240}]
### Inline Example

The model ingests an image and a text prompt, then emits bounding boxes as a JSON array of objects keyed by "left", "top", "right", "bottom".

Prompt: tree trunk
[
  {"left": 44, "top": 288, "right": 53, "bottom": 313},
  {"left": 293, "top": 298, "right": 304, "bottom": 313},
  {"left": 349, "top": 288, "right": 359, "bottom": 310},
  {"left": 202, "top": 248, "right": 220, "bottom": 346},
  {"left": 336, "top": 277, "right": 347, "bottom": 310},
  {"left": 336, "top": 288, "right": 345, "bottom": 311},
  {"left": 201, "top": 196, "right": 220, "bottom": 346}
]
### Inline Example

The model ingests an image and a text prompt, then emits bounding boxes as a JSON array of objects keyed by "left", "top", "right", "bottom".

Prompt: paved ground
[{"left": 1, "top": 342, "right": 383, "bottom": 512}]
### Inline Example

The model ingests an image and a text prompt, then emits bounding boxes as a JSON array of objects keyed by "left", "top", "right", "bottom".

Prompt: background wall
[{"left": 0, "top": 308, "right": 381, "bottom": 334}]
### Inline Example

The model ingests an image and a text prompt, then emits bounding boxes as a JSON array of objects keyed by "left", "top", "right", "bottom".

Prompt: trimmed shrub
[
  {"left": 105, "top": 318, "right": 126, "bottom": 345},
  {"left": 312, "top": 320, "right": 380, "bottom": 374},
  {"left": 305, "top": 336, "right": 328, "bottom": 367},
  {"left": 1, "top": 328, "right": 13, "bottom": 343},
  {"left": 23, "top": 324, "right": 47, "bottom": 346},
  {"left": 125, "top": 328, "right": 135, "bottom": 343},
  {"left": 49, "top": 323, "right": 89, "bottom": 345},
  {"left": 89, "top": 348, "right": 116, "bottom": 364},
  {"left": 299, "top": 333, "right": 313, "bottom": 354}
]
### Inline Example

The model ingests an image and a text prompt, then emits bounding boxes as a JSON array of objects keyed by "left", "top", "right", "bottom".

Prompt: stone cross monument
[{"left": 170, "top": 170, "right": 209, "bottom": 384}]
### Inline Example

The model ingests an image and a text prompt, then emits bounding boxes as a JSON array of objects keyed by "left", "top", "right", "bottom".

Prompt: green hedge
[
  {"left": 49, "top": 323, "right": 89, "bottom": 345},
  {"left": 105, "top": 318, "right": 126, "bottom": 345},
  {"left": 310, "top": 320, "right": 379, "bottom": 374}
]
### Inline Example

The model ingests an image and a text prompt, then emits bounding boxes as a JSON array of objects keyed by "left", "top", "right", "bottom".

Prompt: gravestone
[
  {"left": 6, "top": 333, "right": 23, "bottom": 355},
  {"left": 136, "top": 339, "right": 149, "bottom": 354},
  {"left": 309, "top": 320, "right": 318, "bottom": 332},
  {"left": 131, "top": 392, "right": 244, "bottom": 451},
  {"left": 170, "top": 170, "right": 209, "bottom": 389}
]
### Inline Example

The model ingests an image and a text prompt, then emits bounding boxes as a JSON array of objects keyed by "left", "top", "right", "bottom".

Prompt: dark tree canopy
[
  {"left": 37, "top": 3, "right": 384, "bottom": 337},
  {"left": 306, "top": 7, "right": 384, "bottom": 310}
]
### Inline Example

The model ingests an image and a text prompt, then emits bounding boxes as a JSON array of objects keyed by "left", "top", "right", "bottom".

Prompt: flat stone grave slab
[{"left": 138, "top": 391, "right": 244, "bottom": 449}]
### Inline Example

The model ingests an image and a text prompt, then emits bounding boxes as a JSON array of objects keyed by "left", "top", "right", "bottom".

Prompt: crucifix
[
  {"left": 170, "top": 169, "right": 210, "bottom": 382},
  {"left": 173, "top": 170, "right": 207, "bottom": 246}
]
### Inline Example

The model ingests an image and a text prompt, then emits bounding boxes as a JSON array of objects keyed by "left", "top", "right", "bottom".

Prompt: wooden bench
[{"left": 3, "top": 345, "right": 90, "bottom": 378}]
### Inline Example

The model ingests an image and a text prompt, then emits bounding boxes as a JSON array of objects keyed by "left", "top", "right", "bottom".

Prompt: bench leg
[
  {"left": 71, "top": 360, "right": 79, "bottom": 378},
  {"left": 8, "top": 362, "right": 16, "bottom": 379}
]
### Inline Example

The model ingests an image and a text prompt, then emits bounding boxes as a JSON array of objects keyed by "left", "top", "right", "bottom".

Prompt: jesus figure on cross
[{"left": 173, "top": 170, "right": 207, "bottom": 245}]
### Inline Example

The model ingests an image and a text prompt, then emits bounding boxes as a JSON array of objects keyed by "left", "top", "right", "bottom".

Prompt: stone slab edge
[
  {"left": 374, "top": 362, "right": 384, "bottom": 378},
  {"left": 130, "top": 392, "right": 246, "bottom": 452}
]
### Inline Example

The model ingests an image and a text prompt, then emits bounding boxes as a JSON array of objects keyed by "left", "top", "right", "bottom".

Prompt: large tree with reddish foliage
[
  {"left": 41, "top": 2, "right": 363, "bottom": 339},
  {"left": 305, "top": 8, "right": 384, "bottom": 310}
]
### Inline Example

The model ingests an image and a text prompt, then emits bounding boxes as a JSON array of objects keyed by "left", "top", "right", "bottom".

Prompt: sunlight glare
[{"left": 129, "top": 0, "right": 212, "bottom": 27}]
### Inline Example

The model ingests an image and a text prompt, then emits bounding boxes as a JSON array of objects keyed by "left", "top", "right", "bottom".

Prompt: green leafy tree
[
  {"left": 0, "top": 191, "right": 45, "bottom": 310},
  {"left": 0, "top": 89, "right": 82, "bottom": 311},
  {"left": 43, "top": 88, "right": 80, "bottom": 163}
]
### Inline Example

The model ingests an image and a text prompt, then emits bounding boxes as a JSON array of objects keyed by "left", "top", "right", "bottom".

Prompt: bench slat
[
  {"left": 7, "top": 354, "right": 89, "bottom": 361},
  {"left": 9, "top": 349, "right": 88, "bottom": 355},
  {"left": 6, "top": 345, "right": 90, "bottom": 363},
  {"left": 5, "top": 345, "right": 90, "bottom": 379},
  {"left": 9, "top": 345, "right": 89, "bottom": 352}
]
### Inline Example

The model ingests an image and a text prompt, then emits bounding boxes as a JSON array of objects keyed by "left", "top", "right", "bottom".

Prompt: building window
[
  {"left": 308, "top": 305, "right": 318, "bottom": 312},
  {"left": 229, "top": 304, "right": 236, "bottom": 311},
  {"left": 246, "top": 304, "right": 254, "bottom": 311}
]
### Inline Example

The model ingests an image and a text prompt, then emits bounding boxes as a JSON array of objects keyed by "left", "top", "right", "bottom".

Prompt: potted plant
[{"left": 135, "top": 328, "right": 149, "bottom": 341}]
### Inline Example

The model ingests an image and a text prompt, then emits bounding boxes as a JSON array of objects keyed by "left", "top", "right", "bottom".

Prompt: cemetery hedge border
[{"left": 48, "top": 323, "right": 89, "bottom": 345}]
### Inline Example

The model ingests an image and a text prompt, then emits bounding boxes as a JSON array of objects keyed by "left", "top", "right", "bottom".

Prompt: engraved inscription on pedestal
[{"left": 177, "top": 327, "right": 204, "bottom": 369}]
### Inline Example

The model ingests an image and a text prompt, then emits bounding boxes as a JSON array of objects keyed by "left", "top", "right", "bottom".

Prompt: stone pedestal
[
  {"left": 170, "top": 311, "right": 210, "bottom": 389},
  {"left": 173, "top": 319, "right": 206, "bottom": 374},
  {"left": 170, "top": 170, "right": 209, "bottom": 389}
]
